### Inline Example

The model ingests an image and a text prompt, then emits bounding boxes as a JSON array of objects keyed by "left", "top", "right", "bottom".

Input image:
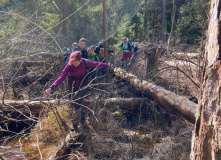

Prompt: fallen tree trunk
[
  {"left": 114, "top": 67, "right": 197, "bottom": 124},
  {"left": 0, "top": 99, "right": 59, "bottom": 114},
  {"left": 0, "top": 97, "right": 147, "bottom": 114}
]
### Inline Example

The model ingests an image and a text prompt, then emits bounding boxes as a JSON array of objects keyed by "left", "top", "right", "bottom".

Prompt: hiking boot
[{"left": 71, "top": 125, "right": 78, "bottom": 132}]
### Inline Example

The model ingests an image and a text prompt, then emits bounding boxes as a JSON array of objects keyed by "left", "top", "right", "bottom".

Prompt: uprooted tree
[{"left": 191, "top": 1, "right": 221, "bottom": 159}]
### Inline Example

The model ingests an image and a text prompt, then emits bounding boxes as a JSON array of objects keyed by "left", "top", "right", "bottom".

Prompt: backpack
[
  {"left": 95, "top": 55, "right": 99, "bottom": 62},
  {"left": 133, "top": 44, "right": 139, "bottom": 53},
  {"left": 99, "top": 48, "right": 105, "bottom": 61},
  {"left": 127, "top": 42, "right": 132, "bottom": 51},
  {"left": 122, "top": 42, "right": 132, "bottom": 51}
]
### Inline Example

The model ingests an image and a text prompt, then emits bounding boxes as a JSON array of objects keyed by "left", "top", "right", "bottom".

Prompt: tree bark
[
  {"left": 144, "top": 44, "right": 166, "bottom": 79},
  {"left": 114, "top": 67, "right": 197, "bottom": 124},
  {"left": 191, "top": 1, "right": 221, "bottom": 159},
  {"left": 144, "top": 45, "right": 160, "bottom": 79}
]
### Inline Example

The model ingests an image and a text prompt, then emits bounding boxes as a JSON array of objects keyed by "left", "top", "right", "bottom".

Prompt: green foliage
[
  {"left": 40, "top": 12, "right": 60, "bottom": 29},
  {"left": 48, "top": 111, "right": 56, "bottom": 124},
  {"left": 0, "top": 27, "right": 14, "bottom": 38},
  {"left": 33, "top": 47, "right": 41, "bottom": 51},
  {"left": 0, "top": 0, "right": 210, "bottom": 56},
  {"left": 175, "top": 0, "right": 206, "bottom": 44},
  {"left": 0, "top": 0, "right": 15, "bottom": 9}
]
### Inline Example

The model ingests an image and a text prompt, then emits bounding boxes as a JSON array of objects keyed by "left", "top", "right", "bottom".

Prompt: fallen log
[
  {"left": 0, "top": 97, "right": 147, "bottom": 114},
  {"left": 0, "top": 99, "right": 60, "bottom": 114},
  {"left": 113, "top": 67, "right": 197, "bottom": 124}
]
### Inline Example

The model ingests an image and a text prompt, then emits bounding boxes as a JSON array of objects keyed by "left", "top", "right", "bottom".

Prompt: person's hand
[
  {"left": 108, "top": 63, "right": 114, "bottom": 69},
  {"left": 43, "top": 88, "right": 52, "bottom": 96}
]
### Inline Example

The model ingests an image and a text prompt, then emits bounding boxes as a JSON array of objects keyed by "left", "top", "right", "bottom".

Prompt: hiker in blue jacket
[{"left": 119, "top": 37, "right": 132, "bottom": 67}]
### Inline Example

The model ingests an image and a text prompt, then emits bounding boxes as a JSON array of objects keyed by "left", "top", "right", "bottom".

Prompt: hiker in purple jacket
[{"left": 43, "top": 51, "right": 109, "bottom": 132}]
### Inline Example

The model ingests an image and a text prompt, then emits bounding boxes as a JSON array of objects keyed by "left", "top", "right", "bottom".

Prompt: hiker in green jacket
[{"left": 87, "top": 47, "right": 99, "bottom": 62}]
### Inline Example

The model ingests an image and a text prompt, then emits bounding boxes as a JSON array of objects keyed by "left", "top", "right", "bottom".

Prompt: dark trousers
[
  {"left": 68, "top": 86, "right": 88, "bottom": 126},
  {"left": 88, "top": 68, "right": 97, "bottom": 83}
]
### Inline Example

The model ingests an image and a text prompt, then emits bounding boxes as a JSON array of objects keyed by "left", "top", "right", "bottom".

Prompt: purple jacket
[{"left": 52, "top": 58, "right": 109, "bottom": 89}]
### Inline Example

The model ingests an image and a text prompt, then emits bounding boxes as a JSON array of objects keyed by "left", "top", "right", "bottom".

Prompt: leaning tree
[{"left": 191, "top": 0, "right": 221, "bottom": 159}]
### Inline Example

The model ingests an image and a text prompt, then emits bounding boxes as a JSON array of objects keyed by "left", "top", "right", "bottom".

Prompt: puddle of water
[
  {"left": 0, "top": 136, "right": 51, "bottom": 160},
  {"left": 0, "top": 136, "right": 38, "bottom": 160},
  {"left": 0, "top": 141, "right": 26, "bottom": 160}
]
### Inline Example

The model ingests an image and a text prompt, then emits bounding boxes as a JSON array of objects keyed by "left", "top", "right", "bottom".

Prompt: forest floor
[{"left": 0, "top": 43, "right": 200, "bottom": 160}]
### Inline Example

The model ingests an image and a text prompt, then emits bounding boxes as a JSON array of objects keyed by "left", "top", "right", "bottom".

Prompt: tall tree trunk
[
  {"left": 198, "top": 0, "right": 208, "bottom": 83},
  {"left": 103, "top": 0, "right": 108, "bottom": 61},
  {"left": 160, "top": 0, "right": 166, "bottom": 43},
  {"left": 191, "top": 1, "right": 221, "bottom": 159},
  {"left": 152, "top": 2, "right": 155, "bottom": 42},
  {"left": 56, "top": 0, "right": 68, "bottom": 37},
  {"left": 134, "top": 14, "right": 140, "bottom": 42},
  {"left": 143, "top": 0, "right": 147, "bottom": 39},
  {"left": 167, "top": 0, "right": 175, "bottom": 49},
  {"left": 61, "top": 0, "right": 68, "bottom": 37},
  {"left": 103, "top": 0, "right": 109, "bottom": 82},
  {"left": 156, "top": 0, "right": 160, "bottom": 42}
]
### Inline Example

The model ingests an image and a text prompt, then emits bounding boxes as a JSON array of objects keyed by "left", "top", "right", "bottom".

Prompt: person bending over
[{"left": 43, "top": 51, "right": 109, "bottom": 131}]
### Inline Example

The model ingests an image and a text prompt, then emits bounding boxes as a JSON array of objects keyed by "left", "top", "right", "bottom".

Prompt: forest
[{"left": 1, "top": 0, "right": 220, "bottom": 160}]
